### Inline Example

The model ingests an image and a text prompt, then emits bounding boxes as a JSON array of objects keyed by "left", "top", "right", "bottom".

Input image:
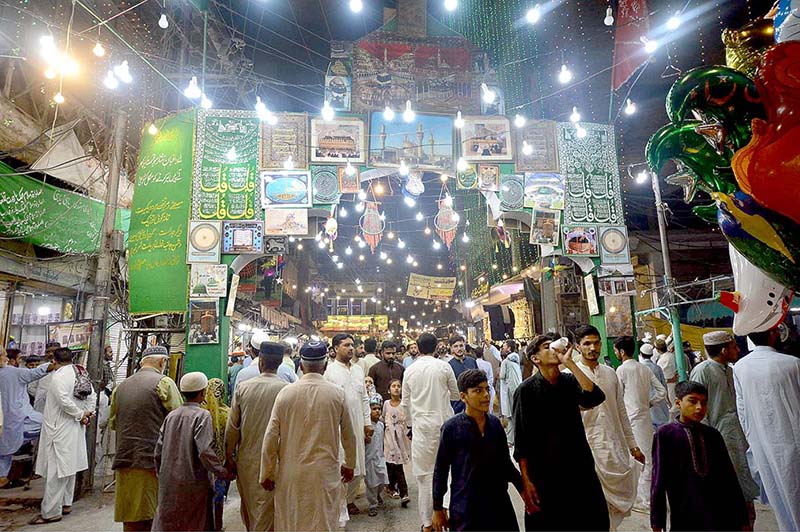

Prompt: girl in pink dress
[{"left": 383, "top": 379, "right": 411, "bottom": 506}]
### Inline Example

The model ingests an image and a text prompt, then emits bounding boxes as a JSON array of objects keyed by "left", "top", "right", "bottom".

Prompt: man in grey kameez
[
  {"left": 153, "top": 372, "right": 232, "bottom": 532},
  {"left": 691, "top": 331, "right": 760, "bottom": 525}
]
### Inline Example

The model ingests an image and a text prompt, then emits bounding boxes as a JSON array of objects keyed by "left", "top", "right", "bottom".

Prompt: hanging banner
[
  {"left": 192, "top": 109, "right": 260, "bottom": 220},
  {"left": 0, "top": 163, "right": 129, "bottom": 254},
  {"left": 406, "top": 273, "right": 457, "bottom": 300},
  {"left": 319, "top": 314, "right": 389, "bottom": 333},
  {"left": 129, "top": 111, "right": 195, "bottom": 314},
  {"left": 611, "top": 0, "right": 651, "bottom": 90}
]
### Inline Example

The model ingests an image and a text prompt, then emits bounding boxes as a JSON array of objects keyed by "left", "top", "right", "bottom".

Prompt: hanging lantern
[
  {"left": 435, "top": 199, "right": 459, "bottom": 249},
  {"left": 325, "top": 216, "right": 338, "bottom": 252},
  {"left": 360, "top": 201, "right": 385, "bottom": 253}
]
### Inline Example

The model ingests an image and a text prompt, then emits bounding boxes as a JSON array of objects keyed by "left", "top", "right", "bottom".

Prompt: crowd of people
[{"left": 0, "top": 323, "right": 798, "bottom": 532}]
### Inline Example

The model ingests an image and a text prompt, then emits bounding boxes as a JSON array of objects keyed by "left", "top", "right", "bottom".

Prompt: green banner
[
  {"left": 128, "top": 111, "right": 195, "bottom": 314},
  {"left": 192, "top": 110, "right": 260, "bottom": 220},
  {"left": 0, "top": 161, "right": 129, "bottom": 254}
]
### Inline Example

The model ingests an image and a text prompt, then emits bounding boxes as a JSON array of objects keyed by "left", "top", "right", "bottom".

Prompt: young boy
[
  {"left": 364, "top": 395, "right": 389, "bottom": 517},
  {"left": 651, "top": 380, "right": 749, "bottom": 532},
  {"left": 432, "top": 369, "right": 534, "bottom": 532}
]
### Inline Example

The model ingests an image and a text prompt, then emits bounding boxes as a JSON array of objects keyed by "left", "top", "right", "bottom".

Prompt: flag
[{"left": 611, "top": 0, "right": 650, "bottom": 90}]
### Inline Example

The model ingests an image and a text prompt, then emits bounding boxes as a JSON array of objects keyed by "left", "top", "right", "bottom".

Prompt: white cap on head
[
  {"left": 141, "top": 345, "right": 169, "bottom": 360},
  {"left": 656, "top": 334, "right": 667, "bottom": 341},
  {"left": 250, "top": 329, "right": 270, "bottom": 350},
  {"left": 180, "top": 371, "right": 208, "bottom": 393},
  {"left": 703, "top": 330, "right": 733, "bottom": 346},
  {"left": 640, "top": 344, "right": 654, "bottom": 356}
]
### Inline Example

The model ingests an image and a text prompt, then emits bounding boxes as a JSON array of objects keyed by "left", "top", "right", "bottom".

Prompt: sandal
[
  {"left": 29, "top": 515, "right": 62, "bottom": 525},
  {"left": 62, "top": 506, "right": 72, "bottom": 515}
]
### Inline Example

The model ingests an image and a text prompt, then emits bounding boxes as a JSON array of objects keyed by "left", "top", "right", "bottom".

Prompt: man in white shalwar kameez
[
  {"left": 324, "top": 333, "right": 372, "bottom": 521},
  {"left": 574, "top": 326, "right": 644, "bottom": 531},
  {"left": 401, "top": 332, "right": 459, "bottom": 532},
  {"left": 30, "top": 348, "right": 96, "bottom": 524},
  {"left": 734, "top": 329, "right": 800, "bottom": 532},
  {"left": 613, "top": 336, "right": 666, "bottom": 512}
]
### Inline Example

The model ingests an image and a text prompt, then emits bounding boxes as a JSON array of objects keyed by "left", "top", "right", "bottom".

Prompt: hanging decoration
[
  {"left": 435, "top": 199, "right": 459, "bottom": 249},
  {"left": 404, "top": 172, "right": 425, "bottom": 197},
  {"left": 325, "top": 211, "right": 338, "bottom": 252},
  {"left": 360, "top": 201, "right": 384, "bottom": 253}
]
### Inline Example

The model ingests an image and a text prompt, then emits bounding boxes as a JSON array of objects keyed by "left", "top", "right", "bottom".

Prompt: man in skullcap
[
  {"left": 261, "top": 340, "right": 357, "bottom": 532},
  {"left": 691, "top": 331, "right": 759, "bottom": 527},
  {"left": 225, "top": 341, "right": 288, "bottom": 531},
  {"left": 152, "top": 372, "right": 232, "bottom": 532},
  {"left": 109, "top": 346, "right": 182, "bottom": 531},
  {"left": 638, "top": 343, "right": 671, "bottom": 430}
]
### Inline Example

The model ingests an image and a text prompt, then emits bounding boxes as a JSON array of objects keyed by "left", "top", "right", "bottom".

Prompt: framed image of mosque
[
  {"left": 310, "top": 117, "right": 366, "bottom": 164},
  {"left": 367, "top": 112, "right": 454, "bottom": 172}
]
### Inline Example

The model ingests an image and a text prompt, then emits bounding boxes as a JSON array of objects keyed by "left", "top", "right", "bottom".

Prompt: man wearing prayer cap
[
  {"left": 232, "top": 341, "right": 284, "bottom": 392},
  {"left": 110, "top": 345, "right": 182, "bottom": 532},
  {"left": 261, "top": 339, "right": 358, "bottom": 531},
  {"left": 692, "top": 331, "right": 760, "bottom": 526},
  {"left": 226, "top": 340, "right": 289, "bottom": 531},
  {"left": 638, "top": 342, "right": 670, "bottom": 430},
  {"left": 153, "top": 371, "right": 231, "bottom": 532}
]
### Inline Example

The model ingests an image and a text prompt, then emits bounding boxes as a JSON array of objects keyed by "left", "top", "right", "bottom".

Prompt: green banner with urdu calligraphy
[
  {"left": 192, "top": 109, "right": 260, "bottom": 220},
  {"left": 0, "top": 161, "right": 129, "bottom": 254},
  {"left": 128, "top": 111, "right": 195, "bottom": 314}
]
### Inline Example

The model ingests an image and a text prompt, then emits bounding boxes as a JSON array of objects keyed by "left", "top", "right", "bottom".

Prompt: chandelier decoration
[{"left": 360, "top": 201, "right": 385, "bottom": 253}]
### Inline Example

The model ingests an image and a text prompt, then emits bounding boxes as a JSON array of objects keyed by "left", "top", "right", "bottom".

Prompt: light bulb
[
  {"left": 359, "top": 254, "right": 365, "bottom": 261},
  {"left": 255, "top": 96, "right": 268, "bottom": 120},
  {"left": 522, "top": 141, "right": 534, "bottom": 156},
  {"left": 226, "top": 147, "right": 237, "bottom": 161},
  {"left": 380, "top": 251, "right": 388, "bottom": 260},
  {"left": 184, "top": 76, "right": 201, "bottom": 99},
  {"left": 53, "top": 92, "right": 65, "bottom": 104},
  {"left": 113, "top": 60, "right": 132, "bottom": 83},
  {"left": 317, "top": 240, "right": 326, "bottom": 249},
  {"left": 444, "top": 194, "right": 454, "bottom": 207},
  {"left": 321, "top": 100, "right": 335, "bottom": 121},
  {"left": 404, "top": 196, "right": 416, "bottom": 207},
  {"left": 158, "top": 13, "right": 169, "bottom": 29},
  {"left": 624, "top": 99, "right": 637, "bottom": 115},
  {"left": 103, "top": 71, "right": 118, "bottom": 89},
  {"left": 374, "top": 183, "right": 385, "bottom": 194},
  {"left": 358, "top": 189, "right": 367, "bottom": 200},
  {"left": 406, "top": 255, "right": 414, "bottom": 264},
  {"left": 604, "top": 7, "right": 614, "bottom": 26},
  {"left": 387, "top": 231, "right": 395, "bottom": 239},
  {"left": 44, "top": 68, "right": 56, "bottom": 79},
  {"left": 462, "top": 233, "right": 469, "bottom": 243},
  {"left": 349, "top": 0, "right": 363, "bottom": 12},
  {"left": 383, "top": 105, "right": 395, "bottom": 121},
  {"left": 93, "top": 41, "right": 106, "bottom": 57},
  {"left": 266, "top": 112, "right": 277, "bottom": 125},
  {"left": 424, "top": 226, "right": 431, "bottom": 235},
  {"left": 636, "top": 170, "right": 650, "bottom": 184},
  {"left": 345, "top": 161, "right": 356, "bottom": 176},
  {"left": 399, "top": 160, "right": 409, "bottom": 176},
  {"left": 558, "top": 64, "right": 573, "bottom": 84},
  {"left": 569, "top": 106, "right": 581, "bottom": 123},
  {"left": 200, "top": 94, "right": 212, "bottom": 109},
  {"left": 514, "top": 114, "right": 526, "bottom": 128},
  {"left": 337, "top": 263, "right": 344, "bottom": 269},
  {"left": 444, "top": 0, "right": 458, "bottom": 11},
  {"left": 39, "top": 35, "right": 56, "bottom": 57},
  {"left": 456, "top": 157, "right": 469, "bottom": 172},
  {"left": 148, "top": 123, "right": 159, "bottom": 136},
  {"left": 454, "top": 111, "right": 464, "bottom": 129},
  {"left": 666, "top": 11, "right": 681, "bottom": 31},
  {"left": 526, "top": 4, "right": 541, "bottom": 24},
  {"left": 481, "top": 83, "right": 496, "bottom": 104},
  {"left": 398, "top": 239, "right": 406, "bottom": 249},
  {"left": 340, "top": 207, "right": 348, "bottom": 217},
  {"left": 60, "top": 56, "right": 79, "bottom": 77},
  {"left": 433, "top": 240, "right": 441, "bottom": 250},
  {"left": 440, "top": 174, "right": 449, "bottom": 182},
  {"left": 576, "top": 124, "right": 587, "bottom": 138},
  {"left": 283, "top": 155, "right": 295, "bottom": 170},
  {"left": 641, "top": 36, "right": 658, "bottom": 54},
  {"left": 356, "top": 203, "right": 365, "bottom": 213},
  {"left": 416, "top": 212, "right": 424, "bottom": 221},
  {"left": 403, "top": 100, "right": 415, "bottom": 122}
]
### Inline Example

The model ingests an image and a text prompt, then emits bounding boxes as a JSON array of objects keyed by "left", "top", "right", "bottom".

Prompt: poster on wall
[
  {"left": 225, "top": 274, "right": 240, "bottom": 317},
  {"left": 524, "top": 173, "right": 565, "bottom": 210},
  {"left": 260, "top": 170, "right": 312, "bottom": 208},
  {"left": 598, "top": 276, "right": 637, "bottom": 296},
  {"left": 325, "top": 75, "right": 352, "bottom": 111},
  {"left": 406, "top": 273, "right": 457, "bottom": 300},
  {"left": 604, "top": 295, "right": 633, "bottom": 337},
  {"left": 47, "top": 321, "right": 92, "bottom": 350},
  {"left": 187, "top": 220, "right": 222, "bottom": 263},
  {"left": 222, "top": 221, "right": 263, "bottom": 254},
  {"left": 310, "top": 117, "right": 366, "bottom": 163},
  {"left": 477, "top": 164, "right": 500, "bottom": 191},
  {"left": 461, "top": 116, "right": 513, "bottom": 162},
  {"left": 530, "top": 209, "right": 561, "bottom": 246},
  {"left": 264, "top": 208, "right": 309, "bottom": 236},
  {"left": 260, "top": 112, "right": 308, "bottom": 170},
  {"left": 515, "top": 120, "right": 560, "bottom": 172},
  {"left": 237, "top": 256, "right": 283, "bottom": 307},
  {"left": 456, "top": 163, "right": 478, "bottom": 189},
  {"left": 499, "top": 174, "right": 524, "bottom": 212},
  {"left": 367, "top": 112, "right": 454, "bottom": 172},
  {"left": 264, "top": 236, "right": 287, "bottom": 254},
  {"left": 563, "top": 225, "right": 598, "bottom": 256},
  {"left": 188, "top": 299, "right": 219, "bottom": 345},
  {"left": 190, "top": 264, "right": 228, "bottom": 298},
  {"left": 584, "top": 274, "right": 600, "bottom": 316},
  {"left": 312, "top": 166, "right": 342, "bottom": 204},
  {"left": 337, "top": 165, "right": 360, "bottom": 194},
  {"left": 599, "top": 226, "right": 631, "bottom": 265}
]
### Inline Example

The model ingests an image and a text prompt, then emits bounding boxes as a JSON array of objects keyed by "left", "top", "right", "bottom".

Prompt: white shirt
[
  {"left": 656, "top": 351, "right": 677, "bottom": 380},
  {"left": 324, "top": 359, "right": 370, "bottom": 477},
  {"left": 362, "top": 354, "right": 380, "bottom": 374},
  {"left": 616, "top": 359, "right": 667, "bottom": 423}
]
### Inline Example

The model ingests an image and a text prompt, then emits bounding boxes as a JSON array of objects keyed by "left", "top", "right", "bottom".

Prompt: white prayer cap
[
  {"left": 703, "top": 330, "right": 733, "bottom": 346},
  {"left": 141, "top": 345, "right": 169, "bottom": 360},
  {"left": 640, "top": 343, "right": 654, "bottom": 356},
  {"left": 656, "top": 334, "right": 667, "bottom": 341},
  {"left": 180, "top": 371, "right": 208, "bottom": 393},
  {"left": 250, "top": 329, "right": 270, "bottom": 350}
]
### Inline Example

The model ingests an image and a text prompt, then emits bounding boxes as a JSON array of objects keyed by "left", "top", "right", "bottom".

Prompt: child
[
  {"left": 650, "top": 380, "right": 749, "bottom": 532},
  {"left": 364, "top": 396, "right": 389, "bottom": 517},
  {"left": 383, "top": 379, "right": 411, "bottom": 506},
  {"left": 432, "top": 369, "right": 532, "bottom": 532},
  {"left": 365, "top": 375, "right": 377, "bottom": 399}
]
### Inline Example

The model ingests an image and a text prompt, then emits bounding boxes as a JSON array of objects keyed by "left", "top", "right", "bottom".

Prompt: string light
[
  {"left": 200, "top": 94, "right": 212, "bottom": 109},
  {"left": 184, "top": 76, "right": 201, "bottom": 99},
  {"left": 666, "top": 11, "right": 682, "bottom": 31},
  {"left": 454, "top": 111, "right": 465, "bottom": 129},
  {"left": 440, "top": 174, "right": 449, "bottom": 182},
  {"left": 522, "top": 141, "right": 534, "bottom": 155},
  {"left": 624, "top": 99, "right": 637, "bottom": 115},
  {"left": 569, "top": 106, "right": 581, "bottom": 123},
  {"left": 404, "top": 196, "right": 416, "bottom": 207},
  {"left": 356, "top": 203, "right": 365, "bottom": 213},
  {"left": 526, "top": 4, "right": 541, "bottom": 24},
  {"left": 283, "top": 155, "right": 295, "bottom": 170},
  {"left": 444, "top": 0, "right": 458, "bottom": 12},
  {"left": 403, "top": 100, "right": 415, "bottom": 122},
  {"left": 158, "top": 13, "right": 169, "bottom": 29},
  {"left": 44, "top": 68, "right": 56, "bottom": 79},
  {"left": 398, "top": 239, "right": 406, "bottom": 249},
  {"left": 380, "top": 251, "right": 388, "bottom": 260},
  {"left": 641, "top": 36, "right": 658, "bottom": 54},
  {"left": 359, "top": 254, "right": 365, "bottom": 261},
  {"left": 462, "top": 233, "right": 470, "bottom": 243},
  {"left": 406, "top": 255, "right": 414, "bottom": 264},
  {"left": 317, "top": 240, "right": 326, "bottom": 249},
  {"left": 349, "top": 0, "right": 363, "bottom": 12},
  {"left": 636, "top": 170, "right": 650, "bottom": 184},
  {"left": 374, "top": 182, "right": 385, "bottom": 195},
  {"left": 339, "top": 207, "right": 348, "bottom": 217},
  {"left": 399, "top": 160, "right": 409, "bottom": 176},
  {"left": 387, "top": 230, "right": 395, "bottom": 239},
  {"left": 604, "top": 6, "right": 614, "bottom": 26},
  {"left": 514, "top": 114, "right": 526, "bottom": 128},
  {"left": 433, "top": 240, "right": 441, "bottom": 250},
  {"left": 424, "top": 226, "right": 432, "bottom": 235},
  {"left": 383, "top": 105, "right": 395, "bottom": 121},
  {"left": 558, "top": 64, "right": 573, "bottom": 84},
  {"left": 415, "top": 212, "right": 424, "bottom": 221},
  {"left": 92, "top": 42, "right": 105, "bottom": 57},
  {"left": 53, "top": 92, "right": 65, "bottom": 104},
  {"left": 480, "top": 83, "right": 496, "bottom": 104},
  {"left": 576, "top": 125, "right": 587, "bottom": 138},
  {"left": 147, "top": 123, "right": 159, "bottom": 136},
  {"left": 113, "top": 61, "right": 132, "bottom": 84},
  {"left": 321, "top": 100, "right": 335, "bottom": 121}
]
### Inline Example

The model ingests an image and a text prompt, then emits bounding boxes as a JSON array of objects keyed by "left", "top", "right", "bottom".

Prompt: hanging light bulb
[
  {"left": 92, "top": 41, "right": 106, "bottom": 57},
  {"left": 456, "top": 157, "right": 469, "bottom": 172},
  {"left": 397, "top": 239, "right": 406, "bottom": 249},
  {"left": 444, "top": 0, "right": 458, "bottom": 12},
  {"left": 148, "top": 123, "right": 159, "bottom": 136},
  {"left": 184, "top": 76, "right": 201, "bottom": 99},
  {"left": 225, "top": 147, "right": 237, "bottom": 161},
  {"left": 432, "top": 240, "right": 441, "bottom": 250},
  {"left": 53, "top": 92, "right": 65, "bottom": 104},
  {"left": 462, "top": 233, "right": 469, "bottom": 243},
  {"left": 39, "top": 35, "right": 56, "bottom": 58},
  {"left": 514, "top": 114, "right": 526, "bottom": 128},
  {"left": 399, "top": 160, "right": 409, "bottom": 176},
  {"left": 641, "top": 36, "right": 659, "bottom": 54},
  {"left": 415, "top": 212, "right": 424, "bottom": 221},
  {"left": 558, "top": 64, "right": 573, "bottom": 84},
  {"left": 443, "top": 194, "right": 454, "bottom": 207},
  {"left": 374, "top": 182, "right": 385, "bottom": 195},
  {"left": 404, "top": 196, "right": 416, "bottom": 207},
  {"left": 424, "top": 226, "right": 432, "bottom": 235},
  {"left": 255, "top": 96, "right": 269, "bottom": 120},
  {"left": 349, "top": 0, "right": 363, "bottom": 12},
  {"left": 283, "top": 155, "right": 295, "bottom": 170},
  {"left": 112, "top": 61, "right": 132, "bottom": 84},
  {"left": 339, "top": 207, "right": 348, "bottom": 217},
  {"left": 454, "top": 111, "right": 465, "bottom": 129},
  {"left": 158, "top": 13, "right": 169, "bottom": 29},
  {"left": 522, "top": 141, "right": 534, "bottom": 156},
  {"left": 380, "top": 251, "right": 388, "bottom": 260},
  {"left": 624, "top": 99, "right": 637, "bottom": 115},
  {"left": 44, "top": 68, "right": 56, "bottom": 79},
  {"left": 666, "top": 11, "right": 681, "bottom": 31},
  {"left": 403, "top": 100, "right": 415, "bottom": 122},
  {"left": 569, "top": 106, "right": 581, "bottom": 123},
  {"left": 266, "top": 111, "right": 278, "bottom": 125},
  {"left": 603, "top": 6, "right": 614, "bottom": 26},
  {"left": 575, "top": 124, "right": 587, "bottom": 138},
  {"left": 200, "top": 94, "right": 212, "bottom": 109},
  {"left": 387, "top": 230, "right": 395, "bottom": 239},
  {"left": 383, "top": 105, "right": 395, "bottom": 121},
  {"left": 356, "top": 203, "right": 365, "bottom": 213},
  {"left": 480, "top": 83, "right": 496, "bottom": 104},
  {"left": 345, "top": 161, "right": 356, "bottom": 176},
  {"left": 526, "top": 4, "right": 541, "bottom": 24},
  {"left": 636, "top": 170, "right": 650, "bottom": 184},
  {"left": 321, "top": 100, "right": 335, "bottom": 121},
  {"left": 358, "top": 189, "right": 367, "bottom": 200},
  {"left": 103, "top": 71, "right": 118, "bottom": 89},
  {"left": 345, "top": 246, "right": 353, "bottom": 255}
]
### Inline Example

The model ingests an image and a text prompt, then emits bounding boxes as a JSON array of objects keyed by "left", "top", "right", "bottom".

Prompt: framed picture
[
  {"left": 530, "top": 209, "right": 561, "bottom": 246},
  {"left": 325, "top": 75, "right": 351, "bottom": 111},
  {"left": 188, "top": 299, "right": 219, "bottom": 345},
  {"left": 564, "top": 225, "right": 599, "bottom": 256},
  {"left": 599, "top": 226, "right": 631, "bottom": 265},
  {"left": 337, "top": 165, "right": 360, "bottom": 194},
  {"left": 264, "top": 236, "right": 287, "bottom": 254},
  {"left": 514, "top": 120, "right": 560, "bottom": 172},
  {"left": 264, "top": 208, "right": 309, "bottom": 236},
  {"left": 499, "top": 174, "right": 524, "bottom": 211},
  {"left": 461, "top": 116, "right": 513, "bottom": 161},
  {"left": 456, "top": 163, "right": 478, "bottom": 189},
  {"left": 524, "top": 172, "right": 565, "bottom": 210},
  {"left": 367, "top": 112, "right": 454, "bottom": 172},
  {"left": 312, "top": 165, "right": 342, "bottom": 204},
  {"left": 187, "top": 220, "right": 222, "bottom": 263},
  {"left": 222, "top": 221, "right": 263, "bottom": 254},
  {"left": 598, "top": 276, "right": 637, "bottom": 296},
  {"left": 310, "top": 117, "right": 366, "bottom": 163},
  {"left": 260, "top": 113, "right": 308, "bottom": 170},
  {"left": 190, "top": 264, "right": 228, "bottom": 298},
  {"left": 477, "top": 164, "right": 500, "bottom": 191},
  {"left": 260, "top": 170, "right": 312, "bottom": 208},
  {"left": 604, "top": 295, "right": 633, "bottom": 336}
]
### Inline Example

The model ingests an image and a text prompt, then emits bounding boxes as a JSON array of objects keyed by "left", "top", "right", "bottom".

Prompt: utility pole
[
  {"left": 651, "top": 172, "right": 687, "bottom": 381},
  {"left": 84, "top": 109, "right": 128, "bottom": 490}
]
